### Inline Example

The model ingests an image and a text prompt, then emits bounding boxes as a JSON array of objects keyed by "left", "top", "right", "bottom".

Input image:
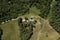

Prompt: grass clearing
[
  {"left": 29, "top": 16, "right": 59, "bottom": 40},
  {"left": 39, "top": 20, "right": 59, "bottom": 40},
  {"left": 0, "top": 20, "right": 20, "bottom": 40}
]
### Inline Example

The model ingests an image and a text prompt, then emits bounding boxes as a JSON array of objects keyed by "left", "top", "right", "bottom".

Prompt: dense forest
[
  {"left": 0, "top": 0, "right": 52, "bottom": 24},
  {"left": 0, "top": 0, "right": 60, "bottom": 36},
  {"left": 48, "top": 0, "right": 60, "bottom": 33}
]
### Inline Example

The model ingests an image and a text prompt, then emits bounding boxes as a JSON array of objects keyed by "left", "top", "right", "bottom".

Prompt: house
[{"left": 22, "top": 17, "right": 29, "bottom": 22}]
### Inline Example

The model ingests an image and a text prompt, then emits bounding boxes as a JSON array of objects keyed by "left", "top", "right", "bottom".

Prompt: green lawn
[{"left": 0, "top": 20, "right": 20, "bottom": 40}]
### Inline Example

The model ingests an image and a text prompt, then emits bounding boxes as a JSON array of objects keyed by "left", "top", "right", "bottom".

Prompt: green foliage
[
  {"left": 49, "top": 0, "right": 60, "bottom": 33},
  {"left": 0, "top": 0, "right": 30, "bottom": 24},
  {"left": 0, "top": 0, "right": 52, "bottom": 23},
  {"left": 36, "top": 0, "right": 52, "bottom": 19},
  {"left": 18, "top": 18, "right": 35, "bottom": 40}
]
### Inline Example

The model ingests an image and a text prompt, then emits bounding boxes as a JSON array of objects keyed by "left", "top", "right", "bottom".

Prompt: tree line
[
  {"left": 48, "top": 0, "right": 60, "bottom": 33},
  {"left": 0, "top": 0, "right": 52, "bottom": 23}
]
